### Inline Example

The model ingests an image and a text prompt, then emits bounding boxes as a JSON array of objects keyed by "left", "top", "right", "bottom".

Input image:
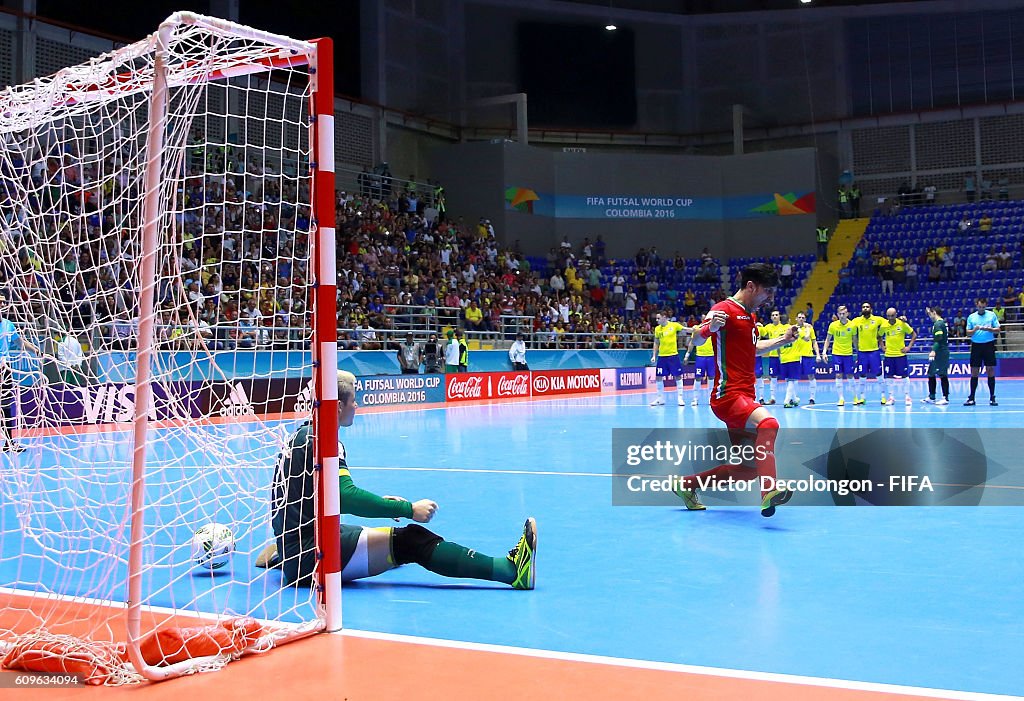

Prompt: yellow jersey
[
  {"left": 695, "top": 329, "right": 715, "bottom": 357},
  {"left": 760, "top": 323, "right": 786, "bottom": 357},
  {"left": 795, "top": 324, "right": 816, "bottom": 357},
  {"left": 879, "top": 319, "right": 914, "bottom": 357},
  {"left": 851, "top": 315, "right": 886, "bottom": 352},
  {"left": 779, "top": 326, "right": 806, "bottom": 363},
  {"left": 655, "top": 321, "right": 685, "bottom": 357},
  {"left": 826, "top": 320, "right": 856, "bottom": 356}
]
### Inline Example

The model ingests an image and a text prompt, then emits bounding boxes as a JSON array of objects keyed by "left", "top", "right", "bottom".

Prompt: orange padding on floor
[
  {"left": 0, "top": 595, "right": 207, "bottom": 643},
  {"left": 2, "top": 632, "right": 952, "bottom": 701}
]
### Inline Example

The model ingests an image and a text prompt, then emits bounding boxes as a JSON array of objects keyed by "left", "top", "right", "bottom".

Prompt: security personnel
[
  {"left": 434, "top": 185, "right": 446, "bottom": 222},
  {"left": 816, "top": 225, "right": 830, "bottom": 262},
  {"left": 457, "top": 331, "right": 469, "bottom": 373}
]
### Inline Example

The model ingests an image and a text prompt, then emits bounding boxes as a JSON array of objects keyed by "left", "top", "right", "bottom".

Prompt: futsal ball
[{"left": 191, "top": 523, "right": 236, "bottom": 570}]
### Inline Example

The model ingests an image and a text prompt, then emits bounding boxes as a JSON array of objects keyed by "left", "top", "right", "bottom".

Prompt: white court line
[
  {"left": 803, "top": 403, "right": 1024, "bottom": 415},
  {"left": 12, "top": 464, "right": 1024, "bottom": 491},
  {"left": 341, "top": 628, "right": 1024, "bottom": 701}
]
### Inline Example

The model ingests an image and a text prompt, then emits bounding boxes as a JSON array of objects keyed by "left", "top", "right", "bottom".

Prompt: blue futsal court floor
[{"left": 1, "top": 377, "right": 1022, "bottom": 698}]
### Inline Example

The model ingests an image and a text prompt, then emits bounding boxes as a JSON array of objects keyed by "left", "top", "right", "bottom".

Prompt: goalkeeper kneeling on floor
[{"left": 257, "top": 370, "right": 536, "bottom": 590}]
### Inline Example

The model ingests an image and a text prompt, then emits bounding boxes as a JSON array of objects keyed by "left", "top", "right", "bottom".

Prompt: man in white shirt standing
[
  {"left": 444, "top": 330, "right": 461, "bottom": 373},
  {"left": 509, "top": 333, "right": 529, "bottom": 371},
  {"left": 611, "top": 271, "right": 625, "bottom": 307}
]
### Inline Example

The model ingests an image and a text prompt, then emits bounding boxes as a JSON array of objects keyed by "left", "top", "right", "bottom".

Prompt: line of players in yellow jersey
[{"left": 757, "top": 302, "right": 918, "bottom": 407}]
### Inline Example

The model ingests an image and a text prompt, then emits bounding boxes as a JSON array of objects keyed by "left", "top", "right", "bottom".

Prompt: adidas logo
[
  {"left": 220, "top": 383, "right": 255, "bottom": 417},
  {"left": 293, "top": 381, "right": 314, "bottom": 413}
]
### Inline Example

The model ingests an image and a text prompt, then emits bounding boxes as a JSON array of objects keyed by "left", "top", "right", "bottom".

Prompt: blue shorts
[
  {"left": 768, "top": 357, "right": 781, "bottom": 377},
  {"left": 857, "top": 350, "right": 881, "bottom": 377},
  {"left": 656, "top": 355, "right": 684, "bottom": 379},
  {"left": 781, "top": 360, "right": 802, "bottom": 381},
  {"left": 695, "top": 355, "right": 716, "bottom": 380},
  {"left": 833, "top": 354, "right": 856, "bottom": 375},
  {"left": 755, "top": 357, "right": 764, "bottom": 378},
  {"left": 801, "top": 357, "right": 817, "bottom": 376},
  {"left": 884, "top": 355, "right": 909, "bottom": 378}
]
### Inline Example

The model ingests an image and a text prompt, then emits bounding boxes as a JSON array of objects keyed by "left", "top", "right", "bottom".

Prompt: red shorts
[{"left": 711, "top": 392, "right": 762, "bottom": 429}]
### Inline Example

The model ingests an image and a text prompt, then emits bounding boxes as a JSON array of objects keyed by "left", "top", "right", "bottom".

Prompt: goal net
[{"left": 0, "top": 13, "right": 339, "bottom": 682}]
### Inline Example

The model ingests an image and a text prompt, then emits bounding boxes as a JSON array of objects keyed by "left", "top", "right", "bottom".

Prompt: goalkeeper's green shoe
[
  {"left": 674, "top": 486, "right": 707, "bottom": 511},
  {"left": 760, "top": 488, "right": 794, "bottom": 518},
  {"left": 508, "top": 517, "right": 537, "bottom": 590}
]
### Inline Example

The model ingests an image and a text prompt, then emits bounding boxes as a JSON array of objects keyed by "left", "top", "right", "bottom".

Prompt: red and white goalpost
[{"left": 0, "top": 12, "right": 339, "bottom": 682}]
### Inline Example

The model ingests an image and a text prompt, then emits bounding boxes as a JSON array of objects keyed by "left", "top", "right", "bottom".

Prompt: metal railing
[
  {"left": 77, "top": 321, "right": 655, "bottom": 353},
  {"left": 30, "top": 305, "right": 1024, "bottom": 361}
]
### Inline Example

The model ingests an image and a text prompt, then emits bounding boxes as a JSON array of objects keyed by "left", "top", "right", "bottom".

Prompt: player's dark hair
[
  {"left": 928, "top": 306, "right": 943, "bottom": 317},
  {"left": 976, "top": 297, "right": 987, "bottom": 305},
  {"left": 740, "top": 262, "right": 779, "bottom": 289}
]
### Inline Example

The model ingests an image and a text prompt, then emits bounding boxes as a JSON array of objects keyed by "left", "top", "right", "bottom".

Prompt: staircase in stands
[{"left": 788, "top": 218, "right": 870, "bottom": 320}]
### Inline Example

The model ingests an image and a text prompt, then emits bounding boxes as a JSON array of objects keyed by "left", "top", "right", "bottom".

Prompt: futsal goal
[{"left": 0, "top": 12, "right": 340, "bottom": 682}]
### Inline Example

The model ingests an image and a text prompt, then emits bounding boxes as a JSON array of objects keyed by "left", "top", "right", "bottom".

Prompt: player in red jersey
[{"left": 673, "top": 262, "right": 799, "bottom": 517}]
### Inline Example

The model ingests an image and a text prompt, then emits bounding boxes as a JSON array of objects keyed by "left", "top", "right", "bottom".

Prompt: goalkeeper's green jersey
[
  {"left": 271, "top": 421, "right": 413, "bottom": 585},
  {"left": 932, "top": 319, "right": 949, "bottom": 355}
]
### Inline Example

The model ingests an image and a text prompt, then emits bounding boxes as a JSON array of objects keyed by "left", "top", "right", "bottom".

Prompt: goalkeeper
[{"left": 258, "top": 370, "right": 536, "bottom": 590}]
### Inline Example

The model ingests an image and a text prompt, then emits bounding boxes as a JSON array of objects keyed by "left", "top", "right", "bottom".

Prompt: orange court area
[{"left": 0, "top": 626, "right": 979, "bottom": 701}]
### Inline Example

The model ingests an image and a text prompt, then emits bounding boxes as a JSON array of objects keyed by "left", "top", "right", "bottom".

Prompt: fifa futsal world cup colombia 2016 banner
[
  {"left": 504, "top": 187, "right": 816, "bottom": 219},
  {"left": 355, "top": 374, "right": 446, "bottom": 406}
]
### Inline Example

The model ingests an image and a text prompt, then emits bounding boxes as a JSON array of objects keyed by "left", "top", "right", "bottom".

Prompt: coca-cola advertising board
[
  {"left": 445, "top": 372, "right": 531, "bottom": 402},
  {"left": 531, "top": 369, "right": 603, "bottom": 397}
]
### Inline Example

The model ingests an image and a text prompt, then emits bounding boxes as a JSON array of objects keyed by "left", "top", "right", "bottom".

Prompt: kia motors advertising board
[{"left": 531, "top": 369, "right": 602, "bottom": 397}]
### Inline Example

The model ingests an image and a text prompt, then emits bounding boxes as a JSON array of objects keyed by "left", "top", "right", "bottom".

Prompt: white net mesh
[{"left": 0, "top": 15, "right": 325, "bottom": 680}]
